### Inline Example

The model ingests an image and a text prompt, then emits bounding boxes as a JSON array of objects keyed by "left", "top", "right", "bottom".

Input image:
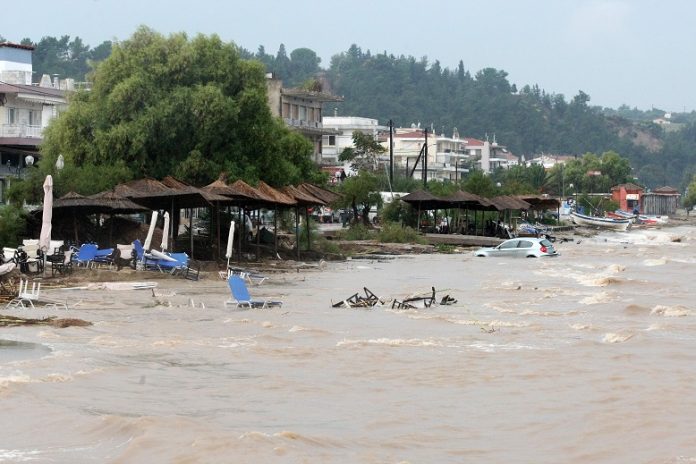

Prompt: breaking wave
[
  {"left": 650, "top": 305, "right": 691, "bottom": 317},
  {"left": 336, "top": 337, "right": 444, "bottom": 348},
  {"left": 602, "top": 332, "right": 634, "bottom": 343},
  {"left": 580, "top": 291, "right": 614, "bottom": 305},
  {"left": 643, "top": 257, "right": 669, "bottom": 266}
]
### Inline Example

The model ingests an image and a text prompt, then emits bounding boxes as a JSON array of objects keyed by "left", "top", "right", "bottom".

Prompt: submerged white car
[{"left": 473, "top": 237, "right": 558, "bottom": 258}]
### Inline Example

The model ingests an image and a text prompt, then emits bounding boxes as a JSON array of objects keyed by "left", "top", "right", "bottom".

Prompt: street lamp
[
  {"left": 569, "top": 183, "right": 576, "bottom": 210},
  {"left": 25, "top": 155, "right": 35, "bottom": 167},
  {"left": 55, "top": 154, "right": 65, "bottom": 171}
]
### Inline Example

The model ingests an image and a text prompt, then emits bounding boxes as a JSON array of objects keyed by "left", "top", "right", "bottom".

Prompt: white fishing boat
[{"left": 570, "top": 211, "right": 631, "bottom": 231}]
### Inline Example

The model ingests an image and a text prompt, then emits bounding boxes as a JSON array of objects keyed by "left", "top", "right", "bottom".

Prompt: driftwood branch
[{"left": 0, "top": 314, "right": 91, "bottom": 328}]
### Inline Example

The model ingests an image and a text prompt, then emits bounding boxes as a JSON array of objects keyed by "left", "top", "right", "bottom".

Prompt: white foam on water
[
  {"left": 650, "top": 305, "right": 691, "bottom": 317},
  {"left": 336, "top": 337, "right": 444, "bottom": 348},
  {"left": 643, "top": 257, "right": 669, "bottom": 266},
  {"left": 602, "top": 229, "right": 685, "bottom": 246},
  {"left": 0, "top": 448, "right": 42, "bottom": 461},
  {"left": 602, "top": 332, "right": 634, "bottom": 343},
  {"left": 645, "top": 324, "right": 664, "bottom": 331},
  {"left": 467, "top": 342, "right": 540, "bottom": 352},
  {"left": 0, "top": 372, "right": 31, "bottom": 389},
  {"left": 42, "top": 373, "right": 74, "bottom": 383},
  {"left": 580, "top": 291, "right": 614, "bottom": 305},
  {"left": 569, "top": 323, "right": 593, "bottom": 331}
]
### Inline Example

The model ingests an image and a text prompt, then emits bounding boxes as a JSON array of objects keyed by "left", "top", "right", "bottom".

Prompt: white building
[
  {"left": 383, "top": 126, "right": 517, "bottom": 181},
  {"left": 1, "top": 42, "right": 68, "bottom": 202},
  {"left": 320, "top": 115, "right": 387, "bottom": 166}
]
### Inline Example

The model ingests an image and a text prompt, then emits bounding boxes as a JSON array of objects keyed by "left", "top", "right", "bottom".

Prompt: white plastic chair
[{"left": 5, "top": 279, "right": 41, "bottom": 309}]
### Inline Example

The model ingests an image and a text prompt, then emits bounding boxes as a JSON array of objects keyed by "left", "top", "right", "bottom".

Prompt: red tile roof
[{"left": 0, "top": 42, "right": 35, "bottom": 51}]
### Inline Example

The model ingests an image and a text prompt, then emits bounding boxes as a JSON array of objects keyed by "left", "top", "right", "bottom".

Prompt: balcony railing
[
  {"left": 0, "top": 124, "right": 43, "bottom": 139},
  {"left": 0, "top": 164, "right": 30, "bottom": 179},
  {"left": 283, "top": 118, "right": 322, "bottom": 129}
]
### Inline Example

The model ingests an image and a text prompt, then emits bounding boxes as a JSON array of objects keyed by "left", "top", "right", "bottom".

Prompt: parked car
[{"left": 473, "top": 237, "right": 558, "bottom": 258}]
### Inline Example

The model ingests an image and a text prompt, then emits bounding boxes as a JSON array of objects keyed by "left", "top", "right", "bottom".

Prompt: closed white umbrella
[
  {"left": 39, "top": 175, "right": 53, "bottom": 255},
  {"left": 143, "top": 211, "right": 159, "bottom": 252},
  {"left": 161, "top": 212, "right": 170, "bottom": 251},
  {"left": 225, "top": 220, "right": 235, "bottom": 269}
]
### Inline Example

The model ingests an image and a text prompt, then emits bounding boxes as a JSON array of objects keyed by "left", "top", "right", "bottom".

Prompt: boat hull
[{"left": 570, "top": 212, "right": 631, "bottom": 231}]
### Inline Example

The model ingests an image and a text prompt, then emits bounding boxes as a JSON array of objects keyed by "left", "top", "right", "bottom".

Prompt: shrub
[
  {"left": 435, "top": 243, "right": 456, "bottom": 253},
  {"left": 377, "top": 222, "right": 425, "bottom": 244},
  {"left": 0, "top": 205, "right": 28, "bottom": 247},
  {"left": 340, "top": 223, "right": 375, "bottom": 241}
]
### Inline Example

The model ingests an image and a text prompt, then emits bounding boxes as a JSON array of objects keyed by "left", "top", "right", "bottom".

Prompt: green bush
[
  {"left": 377, "top": 222, "right": 425, "bottom": 244},
  {"left": 340, "top": 223, "right": 375, "bottom": 241},
  {"left": 0, "top": 205, "right": 28, "bottom": 247},
  {"left": 381, "top": 199, "right": 418, "bottom": 227},
  {"left": 435, "top": 243, "right": 457, "bottom": 253}
]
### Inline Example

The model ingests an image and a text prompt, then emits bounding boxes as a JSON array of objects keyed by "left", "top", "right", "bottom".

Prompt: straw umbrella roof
[
  {"left": 280, "top": 184, "right": 326, "bottom": 206},
  {"left": 89, "top": 190, "right": 149, "bottom": 213},
  {"left": 228, "top": 179, "right": 271, "bottom": 203},
  {"left": 52, "top": 191, "right": 147, "bottom": 214},
  {"left": 161, "top": 175, "right": 230, "bottom": 203},
  {"left": 256, "top": 181, "right": 297, "bottom": 206},
  {"left": 53, "top": 191, "right": 94, "bottom": 207},
  {"left": 515, "top": 194, "right": 560, "bottom": 210},
  {"left": 400, "top": 190, "right": 450, "bottom": 210},
  {"left": 442, "top": 190, "right": 492, "bottom": 210},
  {"left": 113, "top": 177, "right": 211, "bottom": 209},
  {"left": 297, "top": 183, "right": 342, "bottom": 204},
  {"left": 489, "top": 195, "right": 531, "bottom": 211}
]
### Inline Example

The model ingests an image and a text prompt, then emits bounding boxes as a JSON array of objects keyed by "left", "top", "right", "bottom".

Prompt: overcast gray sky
[{"left": 3, "top": 0, "right": 694, "bottom": 111}]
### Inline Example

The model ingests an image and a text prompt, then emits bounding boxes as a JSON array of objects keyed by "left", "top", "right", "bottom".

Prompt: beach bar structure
[
  {"left": 641, "top": 186, "right": 680, "bottom": 216},
  {"left": 610, "top": 183, "right": 644, "bottom": 213}
]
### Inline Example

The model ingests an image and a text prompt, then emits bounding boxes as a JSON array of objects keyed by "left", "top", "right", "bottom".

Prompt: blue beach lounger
[{"left": 224, "top": 275, "right": 282, "bottom": 309}]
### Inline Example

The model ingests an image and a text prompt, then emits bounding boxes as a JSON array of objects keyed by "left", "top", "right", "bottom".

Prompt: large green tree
[
  {"left": 36, "top": 27, "right": 318, "bottom": 198},
  {"left": 684, "top": 174, "right": 696, "bottom": 213}
]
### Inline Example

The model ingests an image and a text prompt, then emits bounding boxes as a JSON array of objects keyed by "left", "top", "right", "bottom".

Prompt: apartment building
[
  {"left": 266, "top": 75, "right": 343, "bottom": 164},
  {"left": 0, "top": 42, "right": 68, "bottom": 202}
]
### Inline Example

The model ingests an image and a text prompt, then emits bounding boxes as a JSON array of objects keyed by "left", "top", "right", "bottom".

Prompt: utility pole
[
  {"left": 389, "top": 119, "right": 394, "bottom": 186},
  {"left": 423, "top": 128, "right": 428, "bottom": 189}
]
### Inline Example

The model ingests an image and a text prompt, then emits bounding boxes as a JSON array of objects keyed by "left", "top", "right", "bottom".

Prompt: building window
[
  {"left": 291, "top": 104, "right": 298, "bottom": 119},
  {"left": 29, "top": 110, "right": 40, "bottom": 126},
  {"left": 308, "top": 107, "right": 314, "bottom": 122},
  {"left": 282, "top": 102, "right": 290, "bottom": 118},
  {"left": 7, "top": 108, "right": 17, "bottom": 124},
  {"left": 298, "top": 105, "right": 307, "bottom": 121},
  {"left": 328, "top": 135, "right": 336, "bottom": 146}
]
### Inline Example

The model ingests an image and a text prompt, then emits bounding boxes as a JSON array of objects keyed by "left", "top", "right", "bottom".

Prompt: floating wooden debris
[
  {"left": 332, "top": 287, "right": 384, "bottom": 308},
  {"left": 0, "top": 314, "right": 92, "bottom": 328},
  {"left": 392, "top": 287, "right": 437, "bottom": 309}
]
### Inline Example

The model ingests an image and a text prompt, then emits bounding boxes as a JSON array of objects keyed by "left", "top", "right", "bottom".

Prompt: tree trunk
[
  {"left": 351, "top": 197, "right": 359, "bottom": 226},
  {"left": 361, "top": 204, "right": 371, "bottom": 225}
]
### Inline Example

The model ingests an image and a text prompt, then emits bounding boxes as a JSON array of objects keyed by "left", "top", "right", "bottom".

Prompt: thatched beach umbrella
[
  {"left": 297, "top": 183, "right": 342, "bottom": 205},
  {"left": 400, "top": 190, "right": 451, "bottom": 232},
  {"left": 281, "top": 185, "right": 326, "bottom": 259},
  {"left": 255, "top": 181, "right": 297, "bottom": 259},
  {"left": 161, "top": 176, "right": 229, "bottom": 257},
  {"left": 88, "top": 190, "right": 150, "bottom": 214},
  {"left": 50, "top": 191, "right": 148, "bottom": 244}
]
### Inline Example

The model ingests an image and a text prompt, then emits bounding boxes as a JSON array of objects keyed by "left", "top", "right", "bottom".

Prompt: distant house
[
  {"left": 0, "top": 42, "right": 69, "bottom": 203},
  {"left": 266, "top": 74, "right": 343, "bottom": 164},
  {"left": 378, "top": 126, "right": 515, "bottom": 182},
  {"left": 610, "top": 183, "right": 644, "bottom": 212},
  {"left": 320, "top": 115, "right": 386, "bottom": 167},
  {"left": 641, "top": 186, "right": 680, "bottom": 216}
]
